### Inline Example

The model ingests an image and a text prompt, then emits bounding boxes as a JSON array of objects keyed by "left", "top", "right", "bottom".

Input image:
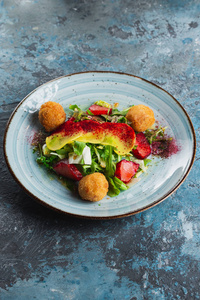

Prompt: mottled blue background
[{"left": 1, "top": 0, "right": 199, "bottom": 299}]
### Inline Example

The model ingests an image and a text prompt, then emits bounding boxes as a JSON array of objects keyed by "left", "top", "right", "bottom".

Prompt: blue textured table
[{"left": 1, "top": 0, "right": 199, "bottom": 299}]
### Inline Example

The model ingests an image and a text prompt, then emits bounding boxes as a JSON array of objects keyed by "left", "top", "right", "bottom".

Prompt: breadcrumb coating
[
  {"left": 126, "top": 104, "right": 155, "bottom": 132},
  {"left": 39, "top": 101, "right": 66, "bottom": 132},
  {"left": 78, "top": 173, "right": 109, "bottom": 202}
]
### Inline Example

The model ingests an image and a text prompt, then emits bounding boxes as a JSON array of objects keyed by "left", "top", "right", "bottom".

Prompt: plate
[{"left": 3, "top": 72, "right": 196, "bottom": 219}]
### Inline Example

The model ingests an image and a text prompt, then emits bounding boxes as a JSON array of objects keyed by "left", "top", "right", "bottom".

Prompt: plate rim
[{"left": 3, "top": 71, "right": 197, "bottom": 219}]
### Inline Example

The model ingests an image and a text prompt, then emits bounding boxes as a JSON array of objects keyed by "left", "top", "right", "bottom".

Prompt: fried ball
[
  {"left": 39, "top": 101, "right": 66, "bottom": 132},
  {"left": 126, "top": 104, "right": 155, "bottom": 132},
  {"left": 78, "top": 173, "right": 109, "bottom": 202}
]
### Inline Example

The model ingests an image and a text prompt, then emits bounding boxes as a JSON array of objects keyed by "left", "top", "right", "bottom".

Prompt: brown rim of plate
[{"left": 3, "top": 71, "right": 197, "bottom": 220}]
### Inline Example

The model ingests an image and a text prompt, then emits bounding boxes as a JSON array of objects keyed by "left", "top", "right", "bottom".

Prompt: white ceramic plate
[{"left": 4, "top": 72, "right": 196, "bottom": 219}]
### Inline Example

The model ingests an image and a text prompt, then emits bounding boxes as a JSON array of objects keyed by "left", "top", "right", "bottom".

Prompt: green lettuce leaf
[
  {"left": 107, "top": 177, "right": 120, "bottom": 197},
  {"left": 69, "top": 104, "right": 81, "bottom": 111},
  {"left": 73, "top": 141, "right": 86, "bottom": 155},
  {"left": 113, "top": 177, "right": 128, "bottom": 191}
]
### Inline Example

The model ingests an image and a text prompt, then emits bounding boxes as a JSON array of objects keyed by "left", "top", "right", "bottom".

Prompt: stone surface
[{"left": 0, "top": 0, "right": 199, "bottom": 299}]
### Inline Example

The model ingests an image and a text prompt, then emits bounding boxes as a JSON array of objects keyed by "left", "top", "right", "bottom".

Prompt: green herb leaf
[
  {"left": 105, "top": 146, "right": 115, "bottom": 177},
  {"left": 64, "top": 178, "right": 77, "bottom": 192},
  {"left": 73, "top": 141, "right": 86, "bottom": 156},
  {"left": 145, "top": 127, "right": 167, "bottom": 144},
  {"left": 37, "top": 155, "right": 58, "bottom": 171},
  {"left": 144, "top": 158, "right": 151, "bottom": 167},
  {"left": 94, "top": 100, "right": 111, "bottom": 108},
  {"left": 111, "top": 105, "right": 134, "bottom": 116},
  {"left": 107, "top": 177, "right": 120, "bottom": 197},
  {"left": 113, "top": 177, "right": 128, "bottom": 191},
  {"left": 86, "top": 109, "right": 94, "bottom": 115},
  {"left": 117, "top": 116, "right": 127, "bottom": 123},
  {"left": 69, "top": 104, "right": 81, "bottom": 111},
  {"left": 56, "top": 149, "right": 69, "bottom": 155}
]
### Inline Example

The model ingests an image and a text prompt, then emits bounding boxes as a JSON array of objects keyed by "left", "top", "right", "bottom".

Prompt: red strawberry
[
  {"left": 53, "top": 159, "right": 83, "bottom": 181},
  {"left": 88, "top": 104, "right": 112, "bottom": 115},
  {"left": 114, "top": 160, "right": 139, "bottom": 183},
  {"left": 67, "top": 116, "right": 75, "bottom": 122},
  {"left": 132, "top": 132, "right": 151, "bottom": 159}
]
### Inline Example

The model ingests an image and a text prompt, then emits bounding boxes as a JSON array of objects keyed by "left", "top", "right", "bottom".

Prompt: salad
[{"left": 32, "top": 100, "right": 177, "bottom": 202}]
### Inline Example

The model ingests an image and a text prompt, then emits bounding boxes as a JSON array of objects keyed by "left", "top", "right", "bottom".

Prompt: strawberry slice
[
  {"left": 67, "top": 116, "right": 75, "bottom": 122},
  {"left": 88, "top": 104, "right": 112, "bottom": 115},
  {"left": 53, "top": 159, "right": 83, "bottom": 181},
  {"left": 114, "top": 160, "right": 139, "bottom": 183},
  {"left": 132, "top": 132, "right": 151, "bottom": 159}
]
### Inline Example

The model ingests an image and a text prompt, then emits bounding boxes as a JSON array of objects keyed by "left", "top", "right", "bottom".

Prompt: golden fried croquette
[
  {"left": 126, "top": 104, "right": 155, "bottom": 132},
  {"left": 39, "top": 101, "right": 66, "bottom": 132},
  {"left": 78, "top": 173, "right": 109, "bottom": 202}
]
